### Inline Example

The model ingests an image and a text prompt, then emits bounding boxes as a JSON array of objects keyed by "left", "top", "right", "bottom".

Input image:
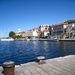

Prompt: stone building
[
  {"left": 22, "top": 28, "right": 40, "bottom": 37},
  {"left": 39, "top": 25, "right": 50, "bottom": 36},
  {"left": 51, "top": 20, "right": 75, "bottom": 38},
  {"left": 15, "top": 29, "right": 23, "bottom": 36},
  {"left": 39, "top": 25, "right": 49, "bottom": 32}
]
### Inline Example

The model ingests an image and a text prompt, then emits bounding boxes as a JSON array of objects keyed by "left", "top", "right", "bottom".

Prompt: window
[{"left": 45, "top": 28, "right": 47, "bottom": 30}]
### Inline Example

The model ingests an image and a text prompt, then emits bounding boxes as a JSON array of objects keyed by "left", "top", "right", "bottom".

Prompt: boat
[
  {"left": 25, "top": 37, "right": 30, "bottom": 41},
  {"left": 47, "top": 36, "right": 58, "bottom": 41},
  {"left": 0, "top": 38, "right": 14, "bottom": 41},
  {"left": 21, "top": 39, "right": 25, "bottom": 41},
  {"left": 30, "top": 37, "right": 38, "bottom": 41},
  {"left": 26, "top": 39, "right": 30, "bottom": 41}
]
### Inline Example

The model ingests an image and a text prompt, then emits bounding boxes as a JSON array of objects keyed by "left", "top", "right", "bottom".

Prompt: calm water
[{"left": 0, "top": 41, "right": 75, "bottom": 65}]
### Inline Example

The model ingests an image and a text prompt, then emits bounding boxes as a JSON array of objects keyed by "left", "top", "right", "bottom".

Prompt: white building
[
  {"left": 32, "top": 30, "right": 38, "bottom": 36},
  {"left": 42, "top": 31, "right": 49, "bottom": 36},
  {"left": 39, "top": 25, "right": 50, "bottom": 36},
  {"left": 15, "top": 29, "right": 22, "bottom": 36},
  {"left": 22, "top": 28, "right": 39, "bottom": 37},
  {"left": 39, "top": 25, "right": 49, "bottom": 31}
]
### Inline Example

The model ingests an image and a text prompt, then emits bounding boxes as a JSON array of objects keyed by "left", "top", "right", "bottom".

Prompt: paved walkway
[{"left": 0, "top": 55, "right": 75, "bottom": 75}]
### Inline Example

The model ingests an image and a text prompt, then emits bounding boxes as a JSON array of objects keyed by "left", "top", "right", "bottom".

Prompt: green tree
[
  {"left": 60, "top": 33, "right": 64, "bottom": 39},
  {"left": 9, "top": 31, "right": 15, "bottom": 38},
  {"left": 47, "top": 33, "right": 50, "bottom": 36},
  {"left": 16, "top": 35, "right": 22, "bottom": 39},
  {"left": 66, "top": 33, "right": 69, "bottom": 37}
]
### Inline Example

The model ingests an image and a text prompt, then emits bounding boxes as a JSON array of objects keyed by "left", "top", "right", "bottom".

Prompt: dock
[
  {"left": 59, "top": 38, "right": 75, "bottom": 41},
  {"left": 0, "top": 55, "right": 75, "bottom": 75}
]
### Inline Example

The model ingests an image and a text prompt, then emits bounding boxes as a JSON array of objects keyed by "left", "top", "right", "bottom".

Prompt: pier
[
  {"left": 0, "top": 55, "right": 75, "bottom": 75},
  {"left": 59, "top": 38, "right": 75, "bottom": 41}
]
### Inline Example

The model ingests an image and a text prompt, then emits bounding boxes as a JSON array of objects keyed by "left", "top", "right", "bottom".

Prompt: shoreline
[
  {"left": 14, "top": 39, "right": 75, "bottom": 41},
  {"left": 59, "top": 38, "right": 75, "bottom": 41},
  {"left": 14, "top": 55, "right": 75, "bottom": 67},
  {"left": 0, "top": 55, "right": 74, "bottom": 67},
  {"left": 0, "top": 55, "right": 75, "bottom": 75}
]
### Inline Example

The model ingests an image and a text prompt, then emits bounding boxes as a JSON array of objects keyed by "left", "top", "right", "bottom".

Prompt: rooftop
[
  {"left": 64, "top": 20, "right": 75, "bottom": 23},
  {"left": 52, "top": 20, "right": 75, "bottom": 27}
]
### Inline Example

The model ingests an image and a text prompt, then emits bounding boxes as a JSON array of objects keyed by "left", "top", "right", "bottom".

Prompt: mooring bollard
[
  {"left": 37, "top": 56, "right": 45, "bottom": 64},
  {"left": 2, "top": 61, "right": 15, "bottom": 75}
]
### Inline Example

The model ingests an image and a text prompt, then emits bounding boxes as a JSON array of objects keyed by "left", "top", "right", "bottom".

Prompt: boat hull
[{"left": 0, "top": 38, "right": 14, "bottom": 41}]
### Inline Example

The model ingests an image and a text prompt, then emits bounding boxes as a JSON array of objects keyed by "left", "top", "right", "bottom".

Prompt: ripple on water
[{"left": 0, "top": 41, "right": 75, "bottom": 65}]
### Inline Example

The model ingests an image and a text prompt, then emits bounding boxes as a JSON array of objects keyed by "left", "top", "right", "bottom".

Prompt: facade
[
  {"left": 39, "top": 25, "right": 50, "bottom": 36},
  {"left": 64, "top": 20, "right": 75, "bottom": 34},
  {"left": 15, "top": 29, "right": 23, "bottom": 36},
  {"left": 64, "top": 20, "right": 75, "bottom": 37},
  {"left": 51, "top": 20, "right": 75, "bottom": 38},
  {"left": 42, "top": 30, "right": 49, "bottom": 36},
  {"left": 22, "top": 28, "right": 40, "bottom": 37},
  {"left": 22, "top": 30, "right": 32, "bottom": 37},
  {"left": 39, "top": 25, "right": 49, "bottom": 32},
  {"left": 51, "top": 23, "right": 68, "bottom": 35},
  {"left": 15, "top": 20, "right": 75, "bottom": 38}
]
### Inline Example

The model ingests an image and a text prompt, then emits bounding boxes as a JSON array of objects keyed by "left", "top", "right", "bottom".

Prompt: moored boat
[
  {"left": 30, "top": 37, "right": 38, "bottom": 41},
  {"left": 47, "top": 36, "right": 58, "bottom": 41},
  {"left": 25, "top": 37, "right": 30, "bottom": 41},
  {"left": 26, "top": 39, "right": 30, "bottom": 41},
  {"left": 0, "top": 38, "right": 14, "bottom": 41}
]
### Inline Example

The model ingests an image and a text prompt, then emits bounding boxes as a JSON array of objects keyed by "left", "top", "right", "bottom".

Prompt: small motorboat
[
  {"left": 0, "top": 38, "right": 14, "bottom": 41},
  {"left": 47, "top": 36, "right": 58, "bottom": 41},
  {"left": 30, "top": 37, "right": 38, "bottom": 41}
]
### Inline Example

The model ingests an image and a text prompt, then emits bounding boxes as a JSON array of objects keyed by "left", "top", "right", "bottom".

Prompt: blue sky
[{"left": 0, "top": 0, "right": 75, "bottom": 37}]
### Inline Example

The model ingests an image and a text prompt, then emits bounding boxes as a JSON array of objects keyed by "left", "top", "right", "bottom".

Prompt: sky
[{"left": 0, "top": 0, "right": 75, "bottom": 37}]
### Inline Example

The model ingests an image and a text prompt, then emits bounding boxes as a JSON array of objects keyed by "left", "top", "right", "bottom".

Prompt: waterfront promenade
[{"left": 0, "top": 55, "right": 75, "bottom": 75}]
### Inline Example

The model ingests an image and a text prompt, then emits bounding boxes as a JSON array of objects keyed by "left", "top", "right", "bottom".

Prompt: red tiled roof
[
  {"left": 52, "top": 23, "right": 68, "bottom": 27},
  {"left": 64, "top": 20, "right": 75, "bottom": 23},
  {"left": 51, "top": 20, "right": 75, "bottom": 27},
  {"left": 37, "top": 31, "right": 42, "bottom": 36}
]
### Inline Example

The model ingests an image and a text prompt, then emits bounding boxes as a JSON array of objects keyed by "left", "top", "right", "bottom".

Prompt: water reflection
[{"left": 0, "top": 41, "right": 75, "bottom": 65}]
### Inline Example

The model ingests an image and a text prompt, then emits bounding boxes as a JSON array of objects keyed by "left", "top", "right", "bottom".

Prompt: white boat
[
  {"left": 26, "top": 39, "right": 30, "bottom": 41},
  {"left": 21, "top": 39, "right": 25, "bottom": 41},
  {"left": 30, "top": 37, "right": 38, "bottom": 41},
  {"left": 26, "top": 37, "right": 30, "bottom": 41},
  {"left": 47, "top": 36, "right": 58, "bottom": 41},
  {"left": 0, "top": 38, "right": 14, "bottom": 41}
]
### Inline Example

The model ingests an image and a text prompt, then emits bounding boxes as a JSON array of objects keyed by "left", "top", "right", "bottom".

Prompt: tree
[
  {"left": 16, "top": 35, "right": 22, "bottom": 39},
  {"left": 47, "top": 33, "right": 50, "bottom": 36},
  {"left": 9, "top": 31, "right": 16, "bottom": 38}
]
